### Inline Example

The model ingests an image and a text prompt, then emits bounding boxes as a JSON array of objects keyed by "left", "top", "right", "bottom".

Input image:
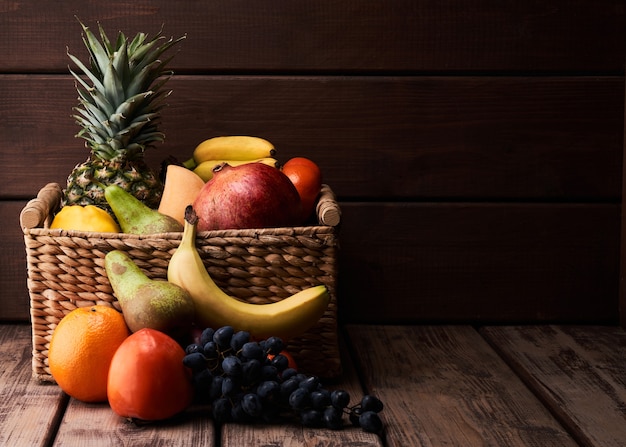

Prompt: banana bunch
[
  {"left": 184, "top": 136, "right": 279, "bottom": 181},
  {"left": 167, "top": 206, "right": 330, "bottom": 340}
]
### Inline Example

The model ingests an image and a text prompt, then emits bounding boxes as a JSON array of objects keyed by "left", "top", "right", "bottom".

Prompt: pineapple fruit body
[{"left": 65, "top": 158, "right": 162, "bottom": 210}]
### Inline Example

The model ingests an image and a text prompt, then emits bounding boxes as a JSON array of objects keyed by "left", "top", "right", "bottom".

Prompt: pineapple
[{"left": 63, "top": 21, "right": 185, "bottom": 212}]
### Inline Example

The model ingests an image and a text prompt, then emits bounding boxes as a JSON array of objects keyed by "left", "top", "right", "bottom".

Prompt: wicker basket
[{"left": 20, "top": 182, "right": 342, "bottom": 382}]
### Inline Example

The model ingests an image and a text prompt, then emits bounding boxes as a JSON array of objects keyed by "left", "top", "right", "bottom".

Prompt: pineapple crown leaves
[{"left": 68, "top": 19, "right": 186, "bottom": 161}]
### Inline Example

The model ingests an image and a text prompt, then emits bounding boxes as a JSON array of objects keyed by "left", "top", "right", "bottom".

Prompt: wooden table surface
[{"left": 2, "top": 323, "right": 625, "bottom": 446}]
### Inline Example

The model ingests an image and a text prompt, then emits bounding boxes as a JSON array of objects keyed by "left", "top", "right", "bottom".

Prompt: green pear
[
  {"left": 104, "top": 185, "right": 183, "bottom": 234},
  {"left": 104, "top": 250, "right": 195, "bottom": 339}
]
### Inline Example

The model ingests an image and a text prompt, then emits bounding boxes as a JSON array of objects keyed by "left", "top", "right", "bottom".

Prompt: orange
[
  {"left": 48, "top": 305, "right": 130, "bottom": 403},
  {"left": 281, "top": 157, "right": 322, "bottom": 223},
  {"left": 50, "top": 205, "right": 121, "bottom": 233}
]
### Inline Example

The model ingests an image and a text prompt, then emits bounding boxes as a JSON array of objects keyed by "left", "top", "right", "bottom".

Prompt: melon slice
[{"left": 158, "top": 165, "right": 206, "bottom": 226}]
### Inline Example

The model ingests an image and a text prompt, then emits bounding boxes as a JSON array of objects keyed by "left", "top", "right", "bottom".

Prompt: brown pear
[{"left": 104, "top": 250, "right": 195, "bottom": 339}]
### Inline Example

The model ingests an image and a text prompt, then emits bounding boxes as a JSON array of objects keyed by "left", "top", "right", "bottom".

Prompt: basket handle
[
  {"left": 316, "top": 184, "right": 341, "bottom": 226},
  {"left": 20, "top": 183, "right": 63, "bottom": 230}
]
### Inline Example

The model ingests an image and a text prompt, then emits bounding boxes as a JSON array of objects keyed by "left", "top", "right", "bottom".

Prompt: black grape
[
  {"left": 281, "top": 367, "right": 297, "bottom": 380},
  {"left": 221, "top": 356, "right": 243, "bottom": 378},
  {"left": 256, "top": 380, "right": 281, "bottom": 402},
  {"left": 298, "top": 376, "right": 319, "bottom": 392},
  {"left": 241, "top": 341, "right": 264, "bottom": 361},
  {"left": 270, "top": 353, "right": 290, "bottom": 372},
  {"left": 288, "top": 387, "right": 310, "bottom": 411},
  {"left": 330, "top": 389, "right": 350, "bottom": 410},
  {"left": 242, "top": 358, "right": 262, "bottom": 385},
  {"left": 264, "top": 336, "right": 284, "bottom": 355},
  {"left": 230, "top": 330, "right": 251, "bottom": 352},
  {"left": 322, "top": 406, "right": 343, "bottom": 430},
  {"left": 221, "top": 376, "right": 239, "bottom": 397},
  {"left": 213, "top": 325, "right": 234, "bottom": 350},
  {"left": 184, "top": 325, "right": 385, "bottom": 434},
  {"left": 203, "top": 341, "right": 219, "bottom": 359},
  {"left": 279, "top": 377, "right": 300, "bottom": 401},
  {"left": 359, "top": 411, "right": 383, "bottom": 433},
  {"left": 361, "top": 394, "right": 384, "bottom": 413},
  {"left": 199, "top": 327, "right": 215, "bottom": 346},
  {"left": 310, "top": 390, "right": 331, "bottom": 410},
  {"left": 185, "top": 343, "right": 202, "bottom": 355},
  {"left": 183, "top": 352, "right": 207, "bottom": 371},
  {"left": 208, "top": 375, "right": 224, "bottom": 401},
  {"left": 241, "top": 393, "right": 263, "bottom": 418}
]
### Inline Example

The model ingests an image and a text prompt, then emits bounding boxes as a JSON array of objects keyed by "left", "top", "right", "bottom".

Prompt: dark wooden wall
[{"left": 1, "top": 1, "right": 625, "bottom": 324}]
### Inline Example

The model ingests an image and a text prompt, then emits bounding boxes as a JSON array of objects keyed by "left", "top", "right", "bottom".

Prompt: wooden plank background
[
  {"left": 481, "top": 325, "right": 626, "bottom": 446},
  {"left": 1, "top": 1, "right": 624, "bottom": 323},
  {"left": 345, "top": 325, "right": 580, "bottom": 446}
]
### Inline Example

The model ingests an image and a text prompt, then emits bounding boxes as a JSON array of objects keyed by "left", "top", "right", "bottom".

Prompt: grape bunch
[{"left": 183, "top": 326, "right": 384, "bottom": 433}]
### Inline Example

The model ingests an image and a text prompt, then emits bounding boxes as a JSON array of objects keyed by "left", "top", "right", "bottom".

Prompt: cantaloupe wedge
[{"left": 158, "top": 165, "right": 206, "bottom": 226}]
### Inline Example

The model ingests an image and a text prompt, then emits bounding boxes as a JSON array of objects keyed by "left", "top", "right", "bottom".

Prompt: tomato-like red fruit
[
  {"left": 281, "top": 157, "right": 322, "bottom": 223},
  {"left": 107, "top": 328, "right": 193, "bottom": 421}
]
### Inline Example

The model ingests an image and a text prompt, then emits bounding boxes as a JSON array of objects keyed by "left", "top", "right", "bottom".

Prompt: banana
[
  {"left": 186, "top": 136, "right": 277, "bottom": 168},
  {"left": 193, "top": 158, "right": 279, "bottom": 181},
  {"left": 167, "top": 206, "right": 330, "bottom": 340}
]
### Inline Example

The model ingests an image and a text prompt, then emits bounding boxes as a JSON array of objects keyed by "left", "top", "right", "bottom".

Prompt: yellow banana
[
  {"left": 193, "top": 158, "right": 279, "bottom": 182},
  {"left": 167, "top": 206, "right": 330, "bottom": 340},
  {"left": 187, "top": 136, "right": 276, "bottom": 168}
]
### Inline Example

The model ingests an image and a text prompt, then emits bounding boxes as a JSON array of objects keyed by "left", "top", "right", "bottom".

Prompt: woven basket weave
[{"left": 21, "top": 182, "right": 342, "bottom": 382}]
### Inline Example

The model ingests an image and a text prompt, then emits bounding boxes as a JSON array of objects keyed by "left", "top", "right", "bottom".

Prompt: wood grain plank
[
  {"left": 1, "top": 1, "right": 624, "bottom": 72},
  {"left": 338, "top": 202, "right": 620, "bottom": 324},
  {"left": 480, "top": 325, "right": 626, "bottom": 447},
  {"left": 0, "top": 201, "right": 30, "bottom": 321},
  {"left": 52, "top": 402, "right": 215, "bottom": 447},
  {"left": 344, "top": 325, "right": 577, "bottom": 447},
  {"left": 221, "top": 336, "right": 382, "bottom": 447},
  {"left": 1, "top": 75, "right": 622, "bottom": 201},
  {"left": 0, "top": 324, "right": 67, "bottom": 447}
]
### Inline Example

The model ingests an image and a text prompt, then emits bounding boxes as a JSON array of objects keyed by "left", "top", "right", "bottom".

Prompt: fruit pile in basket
[
  {"left": 44, "top": 20, "right": 383, "bottom": 433},
  {"left": 55, "top": 20, "right": 324, "bottom": 235}
]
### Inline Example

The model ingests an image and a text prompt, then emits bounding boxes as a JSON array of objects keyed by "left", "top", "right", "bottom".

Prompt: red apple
[{"left": 193, "top": 162, "right": 302, "bottom": 231}]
